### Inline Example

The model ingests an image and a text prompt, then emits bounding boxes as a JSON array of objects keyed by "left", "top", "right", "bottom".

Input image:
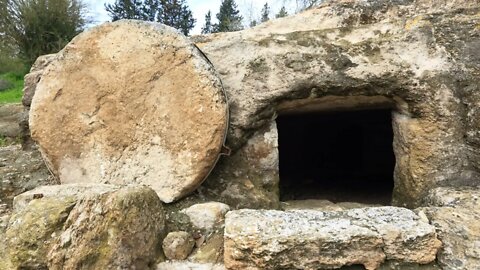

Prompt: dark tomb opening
[{"left": 277, "top": 108, "right": 395, "bottom": 205}]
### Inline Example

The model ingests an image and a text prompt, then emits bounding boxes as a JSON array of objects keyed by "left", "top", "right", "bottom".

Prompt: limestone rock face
[
  {"left": 194, "top": 0, "right": 480, "bottom": 208},
  {"left": 47, "top": 186, "right": 165, "bottom": 270},
  {"left": 29, "top": 20, "right": 228, "bottom": 203},
  {"left": 162, "top": 231, "right": 195, "bottom": 260},
  {"left": 224, "top": 207, "right": 441, "bottom": 270},
  {"left": 423, "top": 186, "right": 480, "bottom": 209},
  {"left": 200, "top": 122, "right": 280, "bottom": 209},
  {"left": 419, "top": 187, "right": 480, "bottom": 270}
]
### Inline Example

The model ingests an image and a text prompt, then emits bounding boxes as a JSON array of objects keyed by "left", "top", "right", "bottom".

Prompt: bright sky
[{"left": 84, "top": 0, "right": 298, "bottom": 34}]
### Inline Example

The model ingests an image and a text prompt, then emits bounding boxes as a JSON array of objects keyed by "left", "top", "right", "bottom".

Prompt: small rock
[
  {"left": 181, "top": 202, "right": 230, "bottom": 232},
  {"left": 162, "top": 231, "right": 195, "bottom": 260},
  {"left": 189, "top": 232, "right": 224, "bottom": 264}
]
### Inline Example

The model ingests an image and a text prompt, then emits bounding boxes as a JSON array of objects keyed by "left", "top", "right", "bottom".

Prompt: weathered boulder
[
  {"left": 162, "top": 231, "right": 195, "bottom": 260},
  {"left": 1, "top": 197, "right": 76, "bottom": 269},
  {"left": 224, "top": 207, "right": 441, "bottom": 270},
  {"left": 1, "top": 184, "right": 166, "bottom": 270},
  {"left": 22, "top": 54, "right": 56, "bottom": 108},
  {"left": 20, "top": 53, "right": 56, "bottom": 149},
  {"left": 418, "top": 187, "right": 480, "bottom": 270},
  {"left": 29, "top": 20, "right": 228, "bottom": 203},
  {"left": 48, "top": 186, "right": 165, "bottom": 269}
]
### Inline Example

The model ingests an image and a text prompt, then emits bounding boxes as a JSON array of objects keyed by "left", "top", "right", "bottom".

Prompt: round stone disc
[{"left": 29, "top": 20, "right": 228, "bottom": 203}]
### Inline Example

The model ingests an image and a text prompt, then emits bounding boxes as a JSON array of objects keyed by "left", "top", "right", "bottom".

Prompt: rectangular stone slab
[{"left": 224, "top": 207, "right": 441, "bottom": 270}]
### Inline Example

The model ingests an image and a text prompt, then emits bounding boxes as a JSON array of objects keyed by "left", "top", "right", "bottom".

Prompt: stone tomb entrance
[{"left": 277, "top": 96, "right": 396, "bottom": 205}]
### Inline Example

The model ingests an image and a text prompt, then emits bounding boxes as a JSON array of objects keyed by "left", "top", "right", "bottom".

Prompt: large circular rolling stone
[{"left": 29, "top": 20, "right": 228, "bottom": 203}]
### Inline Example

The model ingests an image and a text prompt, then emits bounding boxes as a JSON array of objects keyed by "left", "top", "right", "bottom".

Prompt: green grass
[{"left": 0, "top": 72, "right": 24, "bottom": 104}]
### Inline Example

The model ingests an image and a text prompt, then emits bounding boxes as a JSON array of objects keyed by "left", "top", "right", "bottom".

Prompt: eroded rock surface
[
  {"left": 20, "top": 54, "right": 56, "bottom": 149},
  {"left": 12, "top": 183, "right": 118, "bottom": 211},
  {"left": 163, "top": 231, "right": 196, "bottom": 260},
  {"left": 419, "top": 187, "right": 480, "bottom": 270},
  {"left": 0, "top": 145, "right": 54, "bottom": 207},
  {"left": 224, "top": 207, "right": 441, "bottom": 270},
  {"left": 156, "top": 262, "right": 225, "bottom": 270},
  {"left": 48, "top": 186, "right": 165, "bottom": 269},
  {"left": 194, "top": 0, "right": 480, "bottom": 208},
  {"left": 181, "top": 202, "right": 230, "bottom": 233},
  {"left": 29, "top": 20, "right": 228, "bottom": 203},
  {"left": 1, "top": 197, "right": 76, "bottom": 269},
  {"left": 1, "top": 185, "right": 165, "bottom": 270}
]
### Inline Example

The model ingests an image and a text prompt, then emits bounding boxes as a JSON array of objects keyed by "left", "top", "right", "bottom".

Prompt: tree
[
  {"left": 158, "top": 0, "right": 195, "bottom": 36},
  {"left": 141, "top": 0, "right": 160, "bottom": 21},
  {"left": 105, "top": 0, "right": 146, "bottom": 21},
  {"left": 105, "top": 0, "right": 195, "bottom": 36},
  {"left": 260, "top": 2, "right": 270, "bottom": 23},
  {"left": 201, "top": 10, "right": 213, "bottom": 34},
  {"left": 296, "top": 0, "right": 321, "bottom": 12},
  {"left": 215, "top": 0, "right": 243, "bottom": 33},
  {"left": 0, "top": 0, "right": 88, "bottom": 66},
  {"left": 276, "top": 6, "right": 288, "bottom": 18}
]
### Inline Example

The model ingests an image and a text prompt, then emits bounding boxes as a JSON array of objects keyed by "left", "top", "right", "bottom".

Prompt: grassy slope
[{"left": 0, "top": 73, "right": 24, "bottom": 104}]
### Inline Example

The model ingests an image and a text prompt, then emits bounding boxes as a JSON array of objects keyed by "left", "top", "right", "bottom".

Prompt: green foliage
[
  {"left": 105, "top": 0, "right": 196, "bottom": 35},
  {"left": 105, "top": 0, "right": 151, "bottom": 21},
  {"left": 0, "top": 49, "right": 26, "bottom": 75},
  {"left": 201, "top": 10, "right": 213, "bottom": 34},
  {"left": 158, "top": 0, "right": 195, "bottom": 36},
  {"left": 0, "top": 0, "right": 88, "bottom": 66},
  {"left": 261, "top": 2, "right": 270, "bottom": 23},
  {"left": 0, "top": 72, "right": 24, "bottom": 104},
  {"left": 0, "top": 135, "right": 6, "bottom": 147},
  {"left": 215, "top": 0, "right": 243, "bottom": 33},
  {"left": 276, "top": 6, "right": 288, "bottom": 18}
]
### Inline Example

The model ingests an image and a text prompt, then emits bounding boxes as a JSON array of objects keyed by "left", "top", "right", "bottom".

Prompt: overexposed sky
[{"left": 85, "top": 0, "right": 298, "bottom": 34}]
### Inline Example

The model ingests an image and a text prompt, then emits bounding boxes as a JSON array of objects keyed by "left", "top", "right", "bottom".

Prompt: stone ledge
[{"left": 224, "top": 207, "right": 441, "bottom": 270}]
